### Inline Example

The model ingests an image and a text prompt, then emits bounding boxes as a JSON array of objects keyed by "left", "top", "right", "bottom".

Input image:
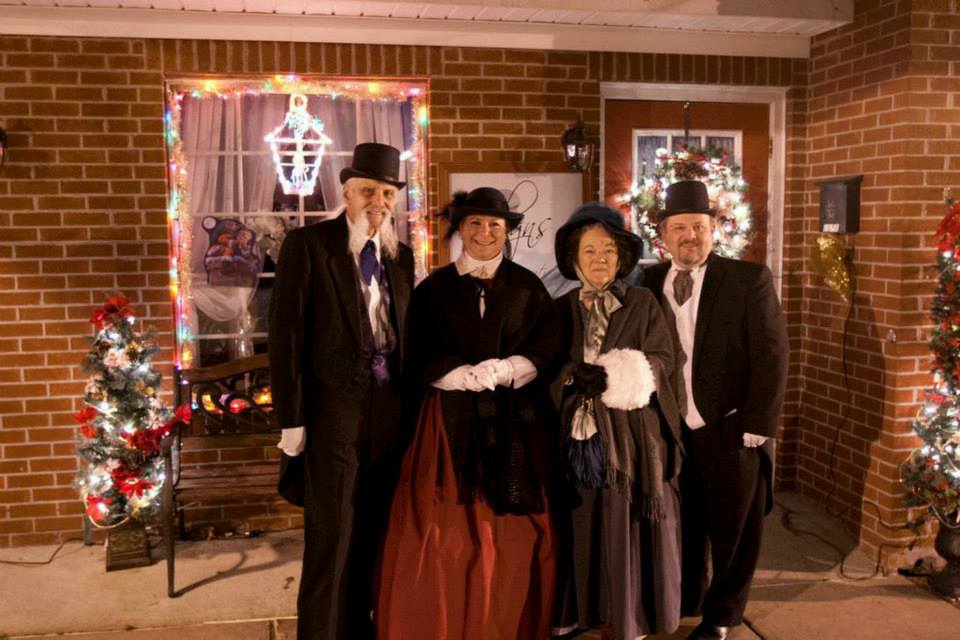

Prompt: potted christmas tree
[
  {"left": 902, "top": 195, "right": 960, "bottom": 598},
  {"left": 75, "top": 294, "right": 189, "bottom": 570}
]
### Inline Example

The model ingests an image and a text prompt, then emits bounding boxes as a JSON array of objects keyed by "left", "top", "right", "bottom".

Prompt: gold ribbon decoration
[{"left": 811, "top": 233, "right": 851, "bottom": 303}]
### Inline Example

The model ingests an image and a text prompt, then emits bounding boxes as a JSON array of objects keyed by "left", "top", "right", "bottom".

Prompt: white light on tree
[{"left": 264, "top": 93, "right": 333, "bottom": 196}]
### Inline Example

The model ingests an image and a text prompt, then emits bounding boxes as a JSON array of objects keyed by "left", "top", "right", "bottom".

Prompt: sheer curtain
[
  {"left": 181, "top": 95, "right": 257, "bottom": 360},
  {"left": 314, "top": 96, "right": 359, "bottom": 214},
  {"left": 359, "top": 100, "right": 412, "bottom": 239},
  {"left": 243, "top": 93, "right": 289, "bottom": 213}
]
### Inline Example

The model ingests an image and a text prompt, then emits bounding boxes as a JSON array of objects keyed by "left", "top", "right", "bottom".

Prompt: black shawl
[
  {"left": 554, "top": 284, "right": 683, "bottom": 519},
  {"left": 407, "top": 260, "right": 562, "bottom": 515}
]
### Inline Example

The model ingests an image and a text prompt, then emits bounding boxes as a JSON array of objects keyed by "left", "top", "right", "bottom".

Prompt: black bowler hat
[
  {"left": 659, "top": 180, "right": 716, "bottom": 222},
  {"left": 554, "top": 202, "right": 641, "bottom": 281},
  {"left": 442, "top": 187, "right": 524, "bottom": 231},
  {"left": 339, "top": 142, "right": 406, "bottom": 189}
]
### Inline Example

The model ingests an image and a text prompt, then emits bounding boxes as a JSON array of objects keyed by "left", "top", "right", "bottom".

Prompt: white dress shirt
[{"left": 664, "top": 260, "right": 708, "bottom": 429}]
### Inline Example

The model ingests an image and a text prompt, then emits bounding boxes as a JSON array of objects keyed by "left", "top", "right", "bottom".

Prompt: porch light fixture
[{"left": 561, "top": 118, "right": 594, "bottom": 172}]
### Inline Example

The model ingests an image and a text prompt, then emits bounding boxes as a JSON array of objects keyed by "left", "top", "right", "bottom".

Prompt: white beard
[
  {"left": 379, "top": 215, "right": 399, "bottom": 260},
  {"left": 347, "top": 210, "right": 400, "bottom": 260}
]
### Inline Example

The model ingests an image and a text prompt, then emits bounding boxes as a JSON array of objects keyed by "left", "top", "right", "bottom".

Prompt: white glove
[
  {"left": 469, "top": 360, "right": 499, "bottom": 391},
  {"left": 432, "top": 365, "right": 474, "bottom": 391},
  {"left": 494, "top": 359, "right": 515, "bottom": 387},
  {"left": 278, "top": 427, "right": 306, "bottom": 457},
  {"left": 432, "top": 360, "right": 527, "bottom": 392},
  {"left": 742, "top": 432, "right": 768, "bottom": 448},
  {"left": 505, "top": 355, "right": 537, "bottom": 388}
]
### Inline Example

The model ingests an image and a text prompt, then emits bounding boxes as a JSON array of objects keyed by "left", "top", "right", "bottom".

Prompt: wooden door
[{"left": 603, "top": 100, "right": 770, "bottom": 264}]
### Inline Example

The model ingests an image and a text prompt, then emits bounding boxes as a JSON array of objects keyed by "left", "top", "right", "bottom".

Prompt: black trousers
[
  {"left": 297, "top": 383, "right": 402, "bottom": 640},
  {"left": 679, "top": 423, "right": 767, "bottom": 627}
]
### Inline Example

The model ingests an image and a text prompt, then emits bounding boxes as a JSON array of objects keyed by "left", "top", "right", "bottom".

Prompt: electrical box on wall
[{"left": 817, "top": 176, "right": 862, "bottom": 234}]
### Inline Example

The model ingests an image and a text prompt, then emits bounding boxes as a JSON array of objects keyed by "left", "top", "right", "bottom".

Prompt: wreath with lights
[{"left": 620, "top": 147, "right": 753, "bottom": 260}]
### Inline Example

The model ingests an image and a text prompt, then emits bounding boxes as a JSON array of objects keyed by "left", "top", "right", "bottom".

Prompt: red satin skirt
[{"left": 375, "top": 392, "right": 556, "bottom": 640}]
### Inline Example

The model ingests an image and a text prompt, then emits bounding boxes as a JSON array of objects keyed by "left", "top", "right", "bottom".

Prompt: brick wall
[
  {"left": 792, "top": 0, "right": 960, "bottom": 565},
  {"left": 0, "top": 36, "right": 803, "bottom": 545}
]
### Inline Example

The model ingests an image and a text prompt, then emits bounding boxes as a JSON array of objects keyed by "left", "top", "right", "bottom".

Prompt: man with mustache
[
  {"left": 641, "top": 180, "right": 788, "bottom": 640},
  {"left": 268, "top": 142, "right": 414, "bottom": 640}
]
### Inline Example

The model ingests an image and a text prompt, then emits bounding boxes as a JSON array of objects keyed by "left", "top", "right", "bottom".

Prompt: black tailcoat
[
  {"left": 642, "top": 252, "right": 788, "bottom": 627},
  {"left": 268, "top": 212, "right": 413, "bottom": 640}
]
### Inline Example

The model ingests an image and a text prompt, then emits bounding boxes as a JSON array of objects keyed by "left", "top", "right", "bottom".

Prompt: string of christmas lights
[{"left": 164, "top": 75, "right": 430, "bottom": 370}]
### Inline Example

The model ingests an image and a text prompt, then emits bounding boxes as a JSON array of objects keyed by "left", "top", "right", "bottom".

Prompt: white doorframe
[{"left": 599, "top": 82, "right": 788, "bottom": 297}]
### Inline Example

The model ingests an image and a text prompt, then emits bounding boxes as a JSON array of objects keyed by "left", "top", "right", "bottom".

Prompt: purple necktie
[{"left": 360, "top": 240, "right": 381, "bottom": 285}]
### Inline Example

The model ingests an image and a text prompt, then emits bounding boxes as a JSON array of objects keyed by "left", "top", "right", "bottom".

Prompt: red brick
[
  {"left": 5, "top": 86, "right": 53, "bottom": 100},
  {"left": 0, "top": 29, "right": 943, "bottom": 555}
]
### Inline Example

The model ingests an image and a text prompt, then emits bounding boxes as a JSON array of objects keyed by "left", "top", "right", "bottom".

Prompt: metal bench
[{"left": 161, "top": 353, "right": 279, "bottom": 597}]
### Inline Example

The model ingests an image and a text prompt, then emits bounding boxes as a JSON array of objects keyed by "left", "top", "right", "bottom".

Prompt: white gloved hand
[
  {"left": 742, "top": 432, "right": 768, "bottom": 448},
  {"left": 278, "top": 427, "right": 306, "bottom": 457},
  {"left": 469, "top": 360, "right": 499, "bottom": 391},
  {"left": 461, "top": 370, "right": 488, "bottom": 392},
  {"left": 494, "top": 359, "right": 515, "bottom": 387}
]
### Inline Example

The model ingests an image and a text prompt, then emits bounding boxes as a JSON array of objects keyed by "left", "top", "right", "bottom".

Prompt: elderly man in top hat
[
  {"left": 640, "top": 180, "right": 788, "bottom": 640},
  {"left": 268, "top": 142, "right": 414, "bottom": 640}
]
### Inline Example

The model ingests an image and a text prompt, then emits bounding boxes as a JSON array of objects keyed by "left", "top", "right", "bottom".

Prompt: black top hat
[
  {"left": 659, "top": 180, "right": 716, "bottom": 222},
  {"left": 554, "top": 202, "right": 641, "bottom": 281},
  {"left": 339, "top": 142, "right": 407, "bottom": 189},
  {"left": 442, "top": 187, "right": 524, "bottom": 231}
]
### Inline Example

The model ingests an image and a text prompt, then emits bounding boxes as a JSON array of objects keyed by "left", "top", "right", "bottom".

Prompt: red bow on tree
[
  {"left": 73, "top": 406, "right": 99, "bottom": 439},
  {"left": 85, "top": 494, "right": 111, "bottom": 522},
  {"left": 121, "top": 427, "right": 167, "bottom": 455},
  {"left": 110, "top": 463, "right": 154, "bottom": 498},
  {"left": 90, "top": 294, "right": 136, "bottom": 329},
  {"left": 73, "top": 406, "right": 97, "bottom": 423},
  {"left": 936, "top": 203, "right": 960, "bottom": 241},
  {"left": 174, "top": 404, "right": 192, "bottom": 424}
]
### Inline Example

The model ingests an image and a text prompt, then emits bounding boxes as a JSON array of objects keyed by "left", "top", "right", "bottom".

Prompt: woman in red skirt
[{"left": 375, "top": 187, "right": 562, "bottom": 640}]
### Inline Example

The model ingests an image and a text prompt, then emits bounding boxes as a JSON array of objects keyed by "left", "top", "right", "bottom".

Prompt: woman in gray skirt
[{"left": 551, "top": 202, "right": 684, "bottom": 640}]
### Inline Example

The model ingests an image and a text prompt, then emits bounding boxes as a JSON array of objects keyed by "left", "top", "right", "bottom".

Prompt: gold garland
[{"left": 810, "top": 233, "right": 851, "bottom": 302}]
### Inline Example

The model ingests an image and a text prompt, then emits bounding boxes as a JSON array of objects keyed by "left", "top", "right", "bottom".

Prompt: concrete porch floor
[{"left": 1, "top": 492, "right": 959, "bottom": 640}]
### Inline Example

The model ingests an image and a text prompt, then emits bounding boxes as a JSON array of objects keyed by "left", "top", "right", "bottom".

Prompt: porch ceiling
[{"left": 0, "top": 0, "right": 853, "bottom": 57}]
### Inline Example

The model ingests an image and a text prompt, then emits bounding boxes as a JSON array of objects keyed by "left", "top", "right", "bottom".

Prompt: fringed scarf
[{"left": 567, "top": 268, "right": 667, "bottom": 521}]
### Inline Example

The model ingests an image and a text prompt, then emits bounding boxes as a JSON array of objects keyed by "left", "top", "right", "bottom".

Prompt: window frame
[{"left": 164, "top": 75, "right": 430, "bottom": 371}]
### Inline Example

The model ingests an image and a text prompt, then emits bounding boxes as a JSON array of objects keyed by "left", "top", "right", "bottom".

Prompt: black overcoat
[
  {"left": 554, "top": 285, "right": 683, "bottom": 498},
  {"left": 267, "top": 212, "right": 413, "bottom": 640},
  {"left": 642, "top": 252, "right": 789, "bottom": 626},
  {"left": 641, "top": 252, "right": 788, "bottom": 490},
  {"left": 268, "top": 213, "right": 412, "bottom": 439},
  {"left": 552, "top": 284, "right": 685, "bottom": 639}
]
